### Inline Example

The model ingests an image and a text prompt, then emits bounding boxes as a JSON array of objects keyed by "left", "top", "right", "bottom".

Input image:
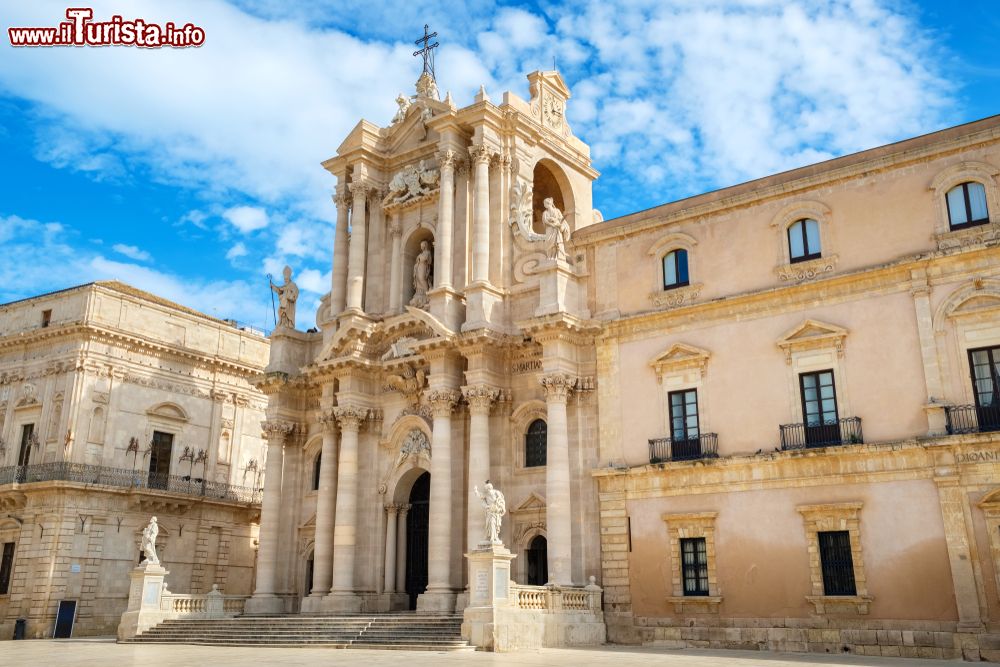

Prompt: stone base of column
[
  {"left": 428, "top": 285, "right": 465, "bottom": 331},
  {"left": 416, "top": 589, "right": 458, "bottom": 612},
  {"left": 244, "top": 594, "right": 287, "bottom": 615},
  {"left": 462, "top": 281, "right": 505, "bottom": 332},
  {"left": 924, "top": 403, "right": 949, "bottom": 437},
  {"left": 535, "top": 258, "right": 590, "bottom": 319},
  {"left": 299, "top": 594, "right": 329, "bottom": 613},
  {"left": 324, "top": 591, "right": 363, "bottom": 613}
]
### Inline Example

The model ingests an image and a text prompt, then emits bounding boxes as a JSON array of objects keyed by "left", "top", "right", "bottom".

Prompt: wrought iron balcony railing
[
  {"left": 779, "top": 416, "right": 863, "bottom": 450},
  {"left": 945, "top": 404, "right": 1000, "bottom": 435},
  {"left": 0, "top": 462, "right": 262, "bottom": 504},
  {"left": 648, "top": 433, "right": 719, "bottom": 463}
]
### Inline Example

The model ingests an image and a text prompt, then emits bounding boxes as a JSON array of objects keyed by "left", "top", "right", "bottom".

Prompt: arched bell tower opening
[
  {"left": 532, "top": 159, "right": 574, "bottom": 234},
  {"left": 402, "top": 227, "right": 435, "bottom": 307}
]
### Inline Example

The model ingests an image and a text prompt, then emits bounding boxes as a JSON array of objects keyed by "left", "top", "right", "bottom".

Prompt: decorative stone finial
[{"left": 475, "top": 85, "right": 491, "bottom": 104}]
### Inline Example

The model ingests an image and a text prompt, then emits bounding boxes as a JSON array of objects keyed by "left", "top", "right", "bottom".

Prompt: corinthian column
[
  {"left": 388, "top": 217, "right": 403, "bottom": 314},
  {"left": 307, "top": 412, "right": 339, "bottom": 600},
  {"left": 383, "top": 504, "right": 399, "bottom": 593},
  {"left": 541, "top": 374, "right": 574, "bottom": 585},
  {"left": 346, "top": 180, "right": 370, "bottom": 312},
  {"left": 462, "top": 384, "right": 499, "bottom": 550},
  {"left": 418, "top": 388, "right": 461, "bottom": 610},
  {"left": 468, "top": 144, "right": 492, "bottom": 284},
  {"left": 396, "top": 504, "right": 410, "bottom": 593},
  {"left": 327, "top": 405, "right": 368, "bottom": 611},
  {"left": 246, "top": 420, "right": 294, "bottom": 614},
  {"left": 435, "top": 150, "right": 457, "bottom": 289},
  {"left": 330, "top": 187, "right": 350, "bottom": 317}
]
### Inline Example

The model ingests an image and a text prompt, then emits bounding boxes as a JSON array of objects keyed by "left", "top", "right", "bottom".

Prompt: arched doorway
[
  {"left": 527, "top": 535, "right": 548, "bottom": 585},
  {"left": 405, "top": 471, "right": 430, "bottom": 609},
  {"left": 304, "top": 551, "right": 314, "bottom": 597}
]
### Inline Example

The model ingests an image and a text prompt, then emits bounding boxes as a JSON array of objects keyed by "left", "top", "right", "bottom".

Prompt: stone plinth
[
  {"left": 461, "top": 543, "right": 516, "bottom": 650},
  {"left": 117, "top": 562, "right": 169, "bottom": 640},
  {"left": 428, "top": 285, "right": 466, "bottom": 332},
  {"left": 265, "top": 327, "right": 313, "bottom": 374},
  {"left": 244, "top": 593, "right": 287, "bottom": 615},
  {"left": 534, "top": 258, "right": 590, "bottom": 319},
  {"left": 462, "top": 281, "right": 505, "bottom": 332}
]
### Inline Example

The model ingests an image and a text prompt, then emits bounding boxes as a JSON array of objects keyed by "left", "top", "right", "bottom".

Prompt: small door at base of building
[{"left": 53, "top": 600, "right": 77, "bottom": 638}]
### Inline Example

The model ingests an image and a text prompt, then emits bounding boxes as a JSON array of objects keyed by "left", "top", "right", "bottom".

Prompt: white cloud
[
  {"left": 226, "top": 242, "right": 248, "bottom": 261},
  {"left": 112, "top": 243, "right": 152, "bottom": 262},
  {"left": 223, "top": 206, "right": 269, "bottom": 233},
  {"left": 295, "top": 268, "right": 331, "bottom": 294}
]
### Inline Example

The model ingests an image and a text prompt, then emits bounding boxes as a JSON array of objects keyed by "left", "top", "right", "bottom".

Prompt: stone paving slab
[{"left": 0, "top": 638, "right": 973, "bottom": 667}]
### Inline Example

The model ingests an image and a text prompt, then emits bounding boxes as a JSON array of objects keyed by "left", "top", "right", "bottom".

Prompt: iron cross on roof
[{"left": 412, "top": 24, "right": 439, "bottom": 77}]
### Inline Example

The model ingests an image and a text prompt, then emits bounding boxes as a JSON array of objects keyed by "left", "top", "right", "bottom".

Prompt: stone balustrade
[
  {"left": 158, "top": 586, "right": 248, "bottom": 618},
  {"left": 510, "top": 583, "right": 602, "bottom": 613}
]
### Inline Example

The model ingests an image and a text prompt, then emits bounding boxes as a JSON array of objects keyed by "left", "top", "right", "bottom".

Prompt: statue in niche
[
  {"left": 542, "top": 197, "right": 571, "bottom": 261},
  {"left": 474, "top": 481, "right": 507, "bottom": 546},
  {"left": 410, "top": 240, "right": 433, "bottom": 308},
  {"left": 140, "top": 516, "right": 159, "bottom": 565},
  {"left": 391, "top": 93, "right": 411, "bottom": 125},
  {"left": 270, "top": 265, "right": 299, "bottom": 329}
]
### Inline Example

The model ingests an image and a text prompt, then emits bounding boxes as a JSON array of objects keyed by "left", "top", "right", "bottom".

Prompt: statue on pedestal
[
  {"left": 542, "top": 197, "right": 571, "bottom": 261},
  {"left": 140, "top": 516, "right": 159, "bottom": 565},
  {"left": 474, "top": 481, "right": 507, "bottom": 545},
  {"left": 270, "top": 265, "right": 299, "bottom": 329}
]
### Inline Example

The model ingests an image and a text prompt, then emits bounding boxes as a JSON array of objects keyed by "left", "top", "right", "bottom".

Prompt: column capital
[
  {"left": 461, "top": 384, "right": 501, "bottom": 415},
  {"left": 349, "top": 179, "right": 373, "bottom": 197},
  {"left": 437, "top": 148, "right": 461, "bottom": 172},
  {"left": 540, "top": 373, "right": 574, "bottom": 403},
  {"left": 261, "top": 420, "right": 295, "bottom": 442},
  {"left": 468, "top": 143, "right": 494, "bottom": 165},
  {"left": 318, "top": 410, "right": 339, "bottom": 432},
  {"left": 397, "top": 503, "right": 412, "bottom": 517},
  {"left": 333, "top": 405, "right": 370, "bottom": 431},
  {"left": 333, "top": 187, "right": 351, "bottom": 210},
  {"left": 427, "top": 388, "right": 461, "bottom": 416},
  {"left": 389, "top": 220, "right": 402, "bottom": 237}
]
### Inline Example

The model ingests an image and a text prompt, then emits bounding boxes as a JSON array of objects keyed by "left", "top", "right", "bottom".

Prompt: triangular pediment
[
  {"left": 511, "top": 492, "right": 547, "bottom": 515},
  {"left": 777, "top": 319, "right": 848, "bottom": 361},
  {"left": 649, "top": 343, "right": 711, "bottom": 380},
  {"left": 336, "top": 119, "right": 383, "bottom": 155}
]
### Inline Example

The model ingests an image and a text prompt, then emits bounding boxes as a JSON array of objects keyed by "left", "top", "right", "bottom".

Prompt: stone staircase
[{"left": 124, "top": 612, "right": 473, "bottom": 650}]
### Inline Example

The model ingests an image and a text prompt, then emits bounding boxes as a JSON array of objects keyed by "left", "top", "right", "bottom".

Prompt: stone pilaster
[
  {"left": 462, "top": 384, "right": 500, "bottom": 551},
  {"left": 436, "top": 149, "right": 457, "bottom": 289},
  {"left": 469, "top": 144, "right": 493, "bottom": 284},
  {"left": 541, "top": 373, "right": 574, "bottom": 585},
  {"left": 326, "top": 405, "right": 368, "bottom": 611},
  {"left": 934, "top": 474, "right": 984, "bottom": 631},
  {"left": 388, "top": 217, "right": 403, "bottom": 314},
  {"left": 396, "top": 504, "right": 410, "bottom": 593},
  {"left": 383, "top": 504, "right": 399, "bottom": 592},
  {"left": 346, "top": 178, "right": 370, "bottom": 312}
]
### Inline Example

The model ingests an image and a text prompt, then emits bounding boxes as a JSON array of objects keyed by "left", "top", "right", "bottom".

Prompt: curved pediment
[
  {"left": 146, "top": 402, "right": 189, "bottom": 422},
  {"left": 320, "top": 307, "right": 456, "bottom": 364}
]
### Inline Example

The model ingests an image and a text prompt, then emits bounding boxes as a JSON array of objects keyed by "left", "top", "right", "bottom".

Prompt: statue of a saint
[
  {"left": 270, "top": 265, "right": 299, "bottom": 329},
  {"left": 474, "top": 482, "right": 507, "bottom": 545},
  {"left": 391, "top": 93, "right": 410, "bottom": 125},
  {"left": 410, "top": 240, "right": 433, "bottom": 308},
  {"left": 542, "top": 197, "right": 571, "bottom": 261},
  {"left": 140, "top": 516, "right": 159, "bottom": 565}
]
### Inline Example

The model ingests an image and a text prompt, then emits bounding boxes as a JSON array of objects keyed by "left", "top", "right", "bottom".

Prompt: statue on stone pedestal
[
  {"left": 410, "top": 240, "right": 433, "bottom": 308},
  {"left": 542, "top": 197, "right": 571, "bottom": 261},
  {"left": 391, "top": 93, "right": 411, "bottom": 125},
  {"left": 140, "top": 516, "right": 159, "bottom": 565},
  {"left": 270, "top": 265, "right": 299, "bottom": 329},
  {"left": 474, "top": 482, "right": 507, "bottom": 545}
]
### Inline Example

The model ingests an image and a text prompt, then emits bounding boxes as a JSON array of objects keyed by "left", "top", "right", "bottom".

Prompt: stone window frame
[
  {"left": 303, "top": 435, "right": 323, "bottom": 496},
  {"left": 0, "top": 517, "right": 21, "bottom": 597},
  {"left": 776, "top": 320, "right": 852, "bottom": 428},
  {"left": 796, "top": 502, "right": 872, "bottom": 615},
  {"left": 769, "top": 199, "right": 838, "bottom": 283},
  {"left": 649, "top": 343, "right": 711, "bottom": 443},
  {"left": 511, "top": 401, "right": 548, "bottom": 473},
  {"left": 661, "top": 511, "right": 722, "bottom": 613},
  {"left": 929, "top": 160, "right": 1000, "bottom": 243},
  {"left": 977, "top": 489, "right": 1000, "bottom": 597},
  {"left": 646, "top": 231, "right": 703, "bottom": 309}
]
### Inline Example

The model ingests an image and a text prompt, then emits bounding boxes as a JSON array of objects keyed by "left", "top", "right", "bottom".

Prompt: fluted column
[
  {"left": 388, "top": 217, "right": 403, "bottom": 314},
  {"left": 346, "top": 180, "right": 369, "bottom": 312},
  {"left": 462, "top": 384, "right": 499, "bottom": 550},
  {"left": 383, "top": 504, "right": 399, "bottom": 593},
  {"left": 328, "top": 405, "right": 368, "bottom": 610},
  {"left": 309, "top": 412, "right": 339, "bottom": 598},
  {"left": 330, "top": 187, "right": 350, "bottom": 316},
  {"left": 469, "top": 144, "right": 492, "bottom": 284},
  {"left": 436, "top": 150, "right": 457, "bottom": 289},
  {"left": 419, "top": 389, "right": 460, "bottom": 610},
  {"left": 248, "top": 420, "right": 293, "bottom": 608},
  {"left": 396, "top": 504, "right": 410, "bottom": 593},
  {"left": 541, "top": 374, "right": 574, "bottom": 585}
]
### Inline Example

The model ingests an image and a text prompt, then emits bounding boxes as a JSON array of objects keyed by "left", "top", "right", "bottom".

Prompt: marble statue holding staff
[
  {"left": 270, "top": 265, "right": 299, "bottom": 329},
  {"left": 140, "top": 516, "right": 159, "bottom": 565},
  {"left": 474, "top": 481, "right": 507, "bottom": 545}
]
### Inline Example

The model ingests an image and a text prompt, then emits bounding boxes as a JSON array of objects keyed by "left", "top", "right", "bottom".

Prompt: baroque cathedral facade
[{"left": 249, "top": 64, "right": 1000, "bottom": 659}]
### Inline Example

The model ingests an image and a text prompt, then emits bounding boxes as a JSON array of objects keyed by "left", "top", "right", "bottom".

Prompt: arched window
[
  {"left": 311, "top": 453, "right": 322, "bottom": 491},
  {"left": 788, "top": 218, "right": 821, "bottom": 263},
  {"left": 662, "top": 249, "right": 689, "bottom": 290},
  {"left": 525, "top": 419, "right": 547, "bottom": 468},
  {"left": 947, "top": 182, "right": 989, "bottom": 229}
]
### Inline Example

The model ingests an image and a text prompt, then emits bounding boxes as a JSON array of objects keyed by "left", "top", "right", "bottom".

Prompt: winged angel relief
[
  {"left": 384, "top": 364, "right": 426, "bottom": 404},
  {"left": 509, "top": 180, "right": 570, "bottom": 262}
]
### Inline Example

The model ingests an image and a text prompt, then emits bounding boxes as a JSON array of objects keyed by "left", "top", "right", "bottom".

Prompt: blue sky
[{"left": 1, "top": 0, "right": 998, "bottom": 330}]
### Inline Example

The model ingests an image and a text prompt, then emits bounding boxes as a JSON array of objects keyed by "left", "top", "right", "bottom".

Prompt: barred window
[
  {"left": 818, "top": 530, "right": 857, "bottom": 596},
  {"left": 680, "top": 537, "right": 709, "bottom": 596},
  {"left": 525, "top": 419, "right": 547, "bottom": 468}
]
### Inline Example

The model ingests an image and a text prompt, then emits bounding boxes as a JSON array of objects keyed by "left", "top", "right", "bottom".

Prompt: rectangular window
[
  {"left": 0, "top": 542, "right": 14, "bottom": 595},
  {"left": 969, "top": 346, "right": 1000, "bottom": 432},
  {"left": 148, "top": 431, "right": 174, "bottom": 490},
  {"left": 669, "top": 389, "right": 700, "bottom": 460},
  {"left": 680, "top": 537, "right": 709, "bottom": 596},
  {"left": 41, "top": 310, "right": 52, "bottom": 328},
  {"left": 818, "top": 530, "right": 857, "bottom": 596},
  {"left": 799, "top": 370, "right": 840, "bottom": 446},
  {"left": 16, "top": 424, "right": 34, "bottom": 467}
]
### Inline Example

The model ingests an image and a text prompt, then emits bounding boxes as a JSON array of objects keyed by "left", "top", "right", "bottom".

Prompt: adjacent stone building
[
  {"left": 0, "top": 281, "right": 268, "bottom": 638},
  {"left": 249, "top": 64, "right": 1000, "bottom": 659}
]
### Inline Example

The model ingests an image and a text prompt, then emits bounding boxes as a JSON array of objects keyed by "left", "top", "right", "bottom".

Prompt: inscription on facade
[{"left": 957, "top": 450, "right": 1000, "bottom": 464}]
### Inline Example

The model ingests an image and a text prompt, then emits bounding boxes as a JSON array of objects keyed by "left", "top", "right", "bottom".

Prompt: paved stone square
[{"left": 0, "top": 639, "right": 967, "bottom": 667}]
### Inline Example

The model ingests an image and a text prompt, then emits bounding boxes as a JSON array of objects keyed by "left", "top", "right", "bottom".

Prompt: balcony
[
  {"left": 648, "top": 433, "right": 719, "bottom": 463},
  {"left": 945, "top": 404, "right": 1000, "bottom": 435},
  {"left": 0, "top": 462, "right": 262, "bottom": 504},
  {"left": 779, "top": 416, "right": 863, "bottom": 450}
]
